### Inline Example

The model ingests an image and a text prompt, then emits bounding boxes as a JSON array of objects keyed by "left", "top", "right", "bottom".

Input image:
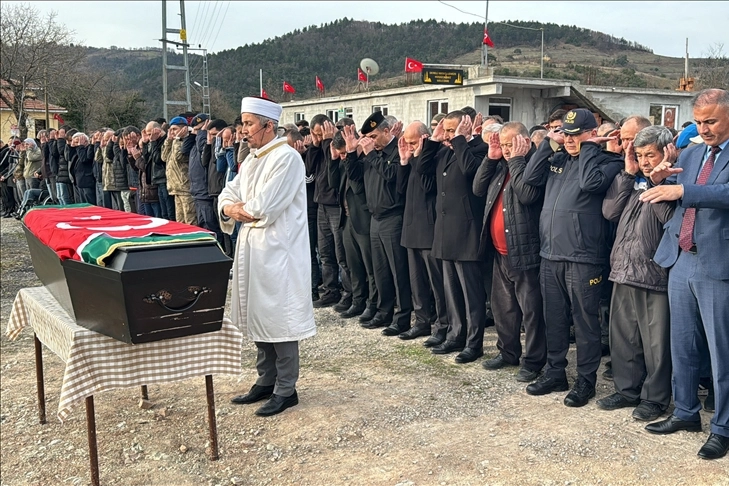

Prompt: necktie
[{"left": 678, "top": 146, "right": 721, "bottom": 252}]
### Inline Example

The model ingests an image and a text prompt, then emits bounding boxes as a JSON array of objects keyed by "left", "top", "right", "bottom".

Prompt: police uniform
[{"left": 345, "top": 112, "right": 412, "bottom": 333}]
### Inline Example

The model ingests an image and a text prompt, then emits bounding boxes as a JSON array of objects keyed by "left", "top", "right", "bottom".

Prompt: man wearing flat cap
[
  {"left": 340, "top": 111, "right": 413, "bottom": 337},
  {"left": 522, "top": 108, "right": 623, "bottom": 407},
  {"left": 219, "top": 97, "right": 316, "bottom": 416}
]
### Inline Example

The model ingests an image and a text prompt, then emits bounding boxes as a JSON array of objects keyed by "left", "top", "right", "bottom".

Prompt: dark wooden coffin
[{"left": 23, "top": 225, "right": 233, "bottom": 344}]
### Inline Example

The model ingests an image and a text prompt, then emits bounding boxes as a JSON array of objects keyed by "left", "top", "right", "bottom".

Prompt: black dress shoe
[
  {"left": 382, "top": 324, "right": 409, "bottom": 336},
  {"left": 360, "top": 314, "right": 390, "bottom": 329},
  {"left": 596, "top": 392, "right": 640, "bottom": 411},
  {"left": 482, "top": 353, "right": 517, "bottom": 370},
  {"left": 333, "top": 293, "right": 353, "bottom": 313},
  {"left": 423, "top": 334, "right": 446, "bottom": 348},
  {"left": 231, "top": 384, "right": 274, "bottom": 405},
  {"left": 398, "top": 326, "right": 431, "bottom": 340},
  {"left": 358, "top": 307, "right": 377, "bottom": 323},
  {"left": 698, "top": 433, "right": 729, "bottom": 460},
  {"left": 455, "top": 348, "right": 483, "bottom": 364},
  {"left": 632, "top": 401, "right": 666, "bottom": 422},
  {"left": 526, "top": 375, "right": 569, "bottom": 396},
  {"left": 340, "top": 304, "right": 366, "bottom": 319},
  {"left": 431, "top": 340, "right": 465, "bottom": 355},
  {"left": 564, "top": 377, "right": 595, "bottom": 407},
  {"left": 516, "top": 367, "right": 540, "bottom": 383},
  {"left": 255, "top": 391, "right": 299, "bottom": 417},
  {"left": 313, "top": 292, "right": 340, "bottom": 308},
  {"left": 645, "top": 415, "right": 702, "bottom": 435}
]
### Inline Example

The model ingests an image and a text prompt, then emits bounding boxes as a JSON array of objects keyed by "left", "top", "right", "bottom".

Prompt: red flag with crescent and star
[
  {"left": 283, "top": 81, "right": 296, "bottom": 94},
  {"left": 261, "top": 88, "right": 269, "bottom": 99},
  {"left": 405, "top": 57, "right": 423, "bottom": 73},
  {"left": 357, "top": 68, "right": 367, "bottom": 82},
  {"left": 23, "top": 204, "right": 215, "bottom": 266},
  {"left": 483, "top": 28, "right": 495, "bottom": 48},
  {"left": 315, "top": 76, "right": 325, "bottom": 92}
]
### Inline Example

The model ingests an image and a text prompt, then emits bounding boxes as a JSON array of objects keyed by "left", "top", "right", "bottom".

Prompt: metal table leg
[
  {"left": 205, "top": 375, "right": 219, "bottom": 460},
  {"left": 85, "top": 396, "right": 100, "bottom": 486},
  {"left": 33, "top": 333, "right": 46, "bottom": 425}
]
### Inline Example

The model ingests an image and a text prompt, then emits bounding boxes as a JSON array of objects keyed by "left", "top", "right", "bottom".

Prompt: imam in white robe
[{"left": 218, "top": 137, "right": 316, "bottom": 343}]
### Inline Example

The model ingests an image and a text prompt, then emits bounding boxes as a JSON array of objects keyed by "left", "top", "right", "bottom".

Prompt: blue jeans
[
  {"left": 157, "top": 182, "right": 175, "bottom": 220},
  {"left": 56, "top": 182, "right": 73, "bottom": 205},
  {"left": 141, "top": 202, "right": 161, "bottom": 217}
]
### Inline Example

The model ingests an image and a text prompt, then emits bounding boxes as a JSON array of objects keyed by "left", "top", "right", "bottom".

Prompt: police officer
[
  {"left": 341, "top": 112, "right": 412, "bottom": 336},
  {"left": 522, "top": 108, "right": 623, "bottom": 406}
]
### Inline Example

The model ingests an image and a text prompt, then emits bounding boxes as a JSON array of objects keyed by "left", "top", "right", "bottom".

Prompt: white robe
[{"left": 218, "top": 137, "right": 316, "bottom": 343}]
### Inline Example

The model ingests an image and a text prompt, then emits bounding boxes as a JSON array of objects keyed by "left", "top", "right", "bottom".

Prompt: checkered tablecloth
[{"left": 6, "top": 287, "right": 243, "bottom": 422}]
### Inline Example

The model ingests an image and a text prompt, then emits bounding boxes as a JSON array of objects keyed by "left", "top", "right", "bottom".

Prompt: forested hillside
[{"left": 59, "top": 18, "right": 717, "bottom": 130}]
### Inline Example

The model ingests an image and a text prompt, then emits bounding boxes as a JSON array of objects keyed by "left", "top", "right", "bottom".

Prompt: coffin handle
[{"left": 147, "top": 287, "right": 210, "bottom": 312}]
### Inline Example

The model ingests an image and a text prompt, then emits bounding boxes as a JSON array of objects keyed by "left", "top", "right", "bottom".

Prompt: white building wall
[{"left": 584, "top": 88, "right": 695, "bottom": 127}]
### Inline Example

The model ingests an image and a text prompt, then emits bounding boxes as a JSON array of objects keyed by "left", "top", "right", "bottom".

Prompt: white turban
[{"left": 240, "top": 97, "right": 282, "bottom": 122}]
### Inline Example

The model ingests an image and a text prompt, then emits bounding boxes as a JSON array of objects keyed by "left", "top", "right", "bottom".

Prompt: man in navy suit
[{"left": 640, "top": 88, "right": 729, "bottom": 460}]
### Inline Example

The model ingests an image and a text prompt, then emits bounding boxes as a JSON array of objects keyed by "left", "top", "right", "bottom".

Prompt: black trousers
[
  {"left": 491, "top": 253, "right": 546, "bottom": 371},
  {"left": 307, "top": 204, "right": 321, "bottom": 292},
  {"left": 343, "top": 218, "right": 377, "bottom": 308},
  {"left": 443, "top": 259, "right": 486, "bottom": 350},
  {"left": 370, "top": 214, "right": 412, "bottom": 328},
  {"left": 195, "top": 199, "right": 224, "bottom": 248},
  {"left": 407, "top": 247, "right": 448, "bottom": 335},
  {"left": 541, "top": 259, "right": 605, "bottom": 386},
  {"left": 0, "top": 180, "right": 16, "bottom": 211},
  {"left": 317, "top": 204, "right": 351, "bottom": 297}
]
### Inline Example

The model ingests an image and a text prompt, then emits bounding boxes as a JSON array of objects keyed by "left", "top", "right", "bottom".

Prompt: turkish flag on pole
[
  {"left": 261, "top": 88, "right": 269, "bottom": 99},
  {"left": 53, "top": 113, "right": 65, "bottom": 124},
  {"left": 405, "top": 57, "right": 423, "bottom": 73},
  {"left": 357, "top": 68, "right": 367, "bottom": 83},
  {"left": 283, "top": 81, "right": 296, "bottom": 94},
  {"left": 483, "top": 28, "right": 495, "bottom": 48},
  {"left": 315, "top": 76, "right": 325, "bottom": 92}
]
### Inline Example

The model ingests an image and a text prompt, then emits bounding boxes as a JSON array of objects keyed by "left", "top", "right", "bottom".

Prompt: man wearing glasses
[{"left": 522, "top": 109, "right": 623, "bottom": 407}]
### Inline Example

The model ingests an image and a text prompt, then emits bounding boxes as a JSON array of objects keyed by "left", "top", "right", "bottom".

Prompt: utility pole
[
  {"left": 482, "top": 0, "right": 489, "bottom": 68},
  {"left": 160, "top": 0, "right": 192, "bottom": 121},
  {"left": 44, "top": 69, "right": 50, "bottom": 130},
  {"left": 188, "top": 46, "right": 210, "bottom": 115}
]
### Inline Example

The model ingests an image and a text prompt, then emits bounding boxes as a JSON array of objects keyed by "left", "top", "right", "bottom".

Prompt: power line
[
  {"left": 194, "top": 0, "right": 213, "bottom": 45},
  {"left": 208, "top": 1, "right": 231, "bottom": 52},
  {"left": 199, "top": 1, "right": 223, "bottom": 48},
  {"left": 437, "top": 1, "right": 543, "bottom": 31},
  {"left": 188, "top": 1, "right": 203, "bottom": 42}
]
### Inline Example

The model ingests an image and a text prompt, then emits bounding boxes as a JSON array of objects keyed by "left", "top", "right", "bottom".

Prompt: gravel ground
[{"left": 1, "top": 216, "right": 727, "bottom": 486}]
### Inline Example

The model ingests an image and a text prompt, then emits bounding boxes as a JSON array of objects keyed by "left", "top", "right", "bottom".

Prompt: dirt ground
[{"left": 1, "top": 216, "right": 727, "bottom": 486}]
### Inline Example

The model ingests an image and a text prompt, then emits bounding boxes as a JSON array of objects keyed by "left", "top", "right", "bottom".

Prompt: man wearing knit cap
[{"left": 219, "top": 96, "right": 316, "bottom": 417}]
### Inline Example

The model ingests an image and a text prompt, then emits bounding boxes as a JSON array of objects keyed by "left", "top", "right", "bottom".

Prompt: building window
[
  {"left": 342, "top": 107, "right": 353, "bottom": 120},
  {"left": 372, "top": 105, "right": 389, "bottom": 116},
  {"left": 326, "top": 109, "right": 340, "bottom": 122},
  {"left": 649, "top": 105, "right": 678, "bottom": 130},
  {"left": 34, "top": 119, "right": 47, "bottom": 133},
  {"left": 488, "top": 97, "right": 511, "bottom": 122},
  {"left": 294, "top": 112, "right": 306, "bottom": 123},
  {"left": 428, "top": 100, "right": 449, "bottom": 121}
]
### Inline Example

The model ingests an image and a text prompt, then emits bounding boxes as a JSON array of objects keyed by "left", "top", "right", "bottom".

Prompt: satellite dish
[{"left": 360, "top": 58, "right": 379, "bottom": 76}]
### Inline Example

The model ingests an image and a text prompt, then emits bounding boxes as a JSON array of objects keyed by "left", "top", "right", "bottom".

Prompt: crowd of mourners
[{"left": 0, "top": 87, "right": 726, "bottom": 460}]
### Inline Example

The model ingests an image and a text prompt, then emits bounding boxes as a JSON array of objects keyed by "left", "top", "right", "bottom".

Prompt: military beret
[{"left": 360, "top": 111, "right": 385, "bottom": 135}]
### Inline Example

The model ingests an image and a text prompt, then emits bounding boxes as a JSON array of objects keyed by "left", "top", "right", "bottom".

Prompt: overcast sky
[{"left": 9, "top": 1, "right": 725, "bottom": 59}]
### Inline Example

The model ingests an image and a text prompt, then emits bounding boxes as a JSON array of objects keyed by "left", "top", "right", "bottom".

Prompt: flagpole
[
  {"left": 483, "top": 0, "right": 489, "bottom": 68},
  {"left": 259, "top": 69, "right": 263, "bottom": 96}
]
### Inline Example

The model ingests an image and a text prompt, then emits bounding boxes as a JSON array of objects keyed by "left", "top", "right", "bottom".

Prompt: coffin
[{"left": 22, "top": 205, "right": 233, "bottom": 344}]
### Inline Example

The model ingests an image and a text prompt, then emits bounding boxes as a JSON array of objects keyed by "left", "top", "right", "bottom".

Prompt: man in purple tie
[{"left": 639, "top": 88, "right": 729, "bottom": 460}]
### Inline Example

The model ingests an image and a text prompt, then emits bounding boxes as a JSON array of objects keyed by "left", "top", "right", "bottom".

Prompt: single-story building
[
  {"left": 280, "top": 67, "right": 695, "bottom": 130},
  {"left": 1, "top": 80, "right": 67, "bottom": 141}
]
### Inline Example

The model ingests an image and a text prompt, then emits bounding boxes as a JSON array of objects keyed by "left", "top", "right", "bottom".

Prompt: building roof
[{"left": 0, "top": 88, "right": 67, "bottom": 113}]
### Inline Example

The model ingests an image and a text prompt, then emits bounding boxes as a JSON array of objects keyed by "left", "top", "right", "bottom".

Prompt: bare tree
[
  {"left": 0, "top": 3, "right": 85, "bottom": 137},
  {"left": 694, "top": 43, "right": 729, "bottom": 91}
]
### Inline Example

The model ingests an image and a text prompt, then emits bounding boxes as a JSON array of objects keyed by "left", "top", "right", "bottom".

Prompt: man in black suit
[
  {"left": 417, "top": 111, "right": 489, "bottom": 363},
  {"left": 328, "top": 127, "right": 378, "bottom": 320},
  {"left": 398, "top": 121, "right": 449, "bottom": 344},
  {"left": 341, "top": 113, "right": 412, "bottom": 336}
]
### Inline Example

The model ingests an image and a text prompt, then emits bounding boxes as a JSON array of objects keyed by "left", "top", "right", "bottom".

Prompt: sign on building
[{"left": 422, "top": 68, "right": 464, "bottom": 86}]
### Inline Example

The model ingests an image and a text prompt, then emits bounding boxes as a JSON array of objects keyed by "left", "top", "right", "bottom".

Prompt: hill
[{"left": 60, "top": 19, "right": 714, "bottom": 129}]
